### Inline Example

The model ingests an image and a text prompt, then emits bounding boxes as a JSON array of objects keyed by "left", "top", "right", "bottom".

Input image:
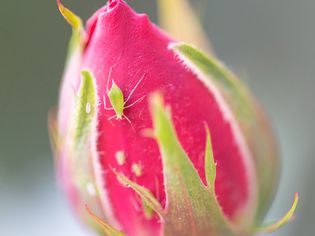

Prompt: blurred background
[{"left": 0, "top": 0, "right": 313, "bottom": 235}]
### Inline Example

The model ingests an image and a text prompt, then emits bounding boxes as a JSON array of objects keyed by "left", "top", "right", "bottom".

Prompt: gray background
[{"left": 0, "top": 0, "right": 313, "bottom": 235}]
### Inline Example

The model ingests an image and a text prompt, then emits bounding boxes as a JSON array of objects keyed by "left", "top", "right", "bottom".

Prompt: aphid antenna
[
  {"left": 108, "top": 115, "right": 118, "bottom": 121},
  {"left": 122, "top": 114, "right": 133, "bottom": 126},
  {"left": 103, "top": 94, "right": 113, "bottom": 110},
  {"left": 124, "top": 73, "right": 147, "bottom": 104},
  {"left": 107, "top": 114, "right": 136, "bottom": 132},
  {"left": 106, "top": 65, "right": 114, "bottom": 93},
  {"left": 124, "top": 95, "right": 146, "bottom": 109}
]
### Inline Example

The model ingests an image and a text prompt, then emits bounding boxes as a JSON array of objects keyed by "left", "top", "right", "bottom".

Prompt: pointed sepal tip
[
  {"left": 113, "top": 169, "right": 164, "bottom": 218},
  {"left": 256, "top": 192, "right": 299, "bottom": 234},
  {"left": 149, "top": 92, "right": 235, "bottom": 236},
  {"left": 85, "top": 204, "right": 125, "bottom": 236},
  {"left": 57, "top": 0, "right": 83, "bottom": 31},
  {"left": 204, "top": 123, "right": 216, "bottom": 190}
]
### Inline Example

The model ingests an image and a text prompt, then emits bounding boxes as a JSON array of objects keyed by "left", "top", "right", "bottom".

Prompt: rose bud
[{"left": 50, "top": 0, "right": 298, "bottom": 235}]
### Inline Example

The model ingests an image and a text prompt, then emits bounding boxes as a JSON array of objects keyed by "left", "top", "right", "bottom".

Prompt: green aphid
[{"left": 103, "top": 66, "right": 146, "bottom": 124}]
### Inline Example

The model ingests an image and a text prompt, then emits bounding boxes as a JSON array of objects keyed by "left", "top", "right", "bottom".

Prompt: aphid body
[
  {"left": 108, "top": 80, "right": 125, "bottom": 119},
  {"left": 103, "top": 66, "right": 146, "bottom": 123}
]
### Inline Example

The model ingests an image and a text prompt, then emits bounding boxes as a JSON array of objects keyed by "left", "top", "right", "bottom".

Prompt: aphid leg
[
  {"left": 107, "top": 118, "right": 115, "bottom": 127},
  {"left": 122, "top": 114, "right": 136, "bottom": 131},
  {"left": 103, "top": 94, "right": 114, "bottom": 110},
  {"left": 122, "top": 114, "right": 132, "bottom": 124},
  {"left": 106, "top": 66, "right": 114, "bottom": 93},
  {"left": 124, "top": 95, "right": 146, "bottom": 109},
  {"left": 124, "top": 73, "right": 147, "bottom": 104},
  {"left": 108, "top": 115, "right": 117, "bottom": 121},
  {"left": 103, "top": 65, "right": 115, "bottom": 111}
]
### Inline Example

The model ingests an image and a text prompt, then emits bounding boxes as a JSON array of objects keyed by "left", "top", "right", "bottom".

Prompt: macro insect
[{"left": 103, "top": 66, "right": 146, "bottom": 124}]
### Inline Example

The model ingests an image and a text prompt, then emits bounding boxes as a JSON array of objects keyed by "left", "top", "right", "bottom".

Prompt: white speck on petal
[
  {"left": 116, "top": 151, "right": 125, "bottom": 166},
  {"left": 132, "top": 163, "right": 142, "bottom": 177},
  {"left": 86, "top": 102, "right": 91, "bottom": 114},
  {"left": 86, "top": 182, "right": 97, "bottom": 196}
]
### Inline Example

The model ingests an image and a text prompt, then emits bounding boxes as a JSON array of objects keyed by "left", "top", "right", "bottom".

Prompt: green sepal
[
  {"left": 114, "top": 170, "right": 164, "bottom": 218},
  {"left": 70, "top": 70, "right": 111, "bottom": 233},
  {"left": 57, "top": 0, "right": 84, "bottom": 57},
  {"left": 73, "top": 70, "right": 97, "bottom": 148},
  {"left": 255, "top": 192, "right": 299, "bottom": 234},
  {"left": 141, "top": 197, "right": 155, "bottom": 220},
  {"left": 169, "top": 42, "right": 297, "bottom": 233},
  {"left": 85, "top": 205, "right": 125, "bottom": 236},
  {"left": 150, "top": 93, "right": 236, "bottom": 236},
  {"left": 204, "top": 123, "right": 216, "bottom": 190},
  {"left": 57, "top": 0, "right": 83, "bottom": 31},
  {"left": 170, "top": 42, "right": 279, "bottom": 223}
]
